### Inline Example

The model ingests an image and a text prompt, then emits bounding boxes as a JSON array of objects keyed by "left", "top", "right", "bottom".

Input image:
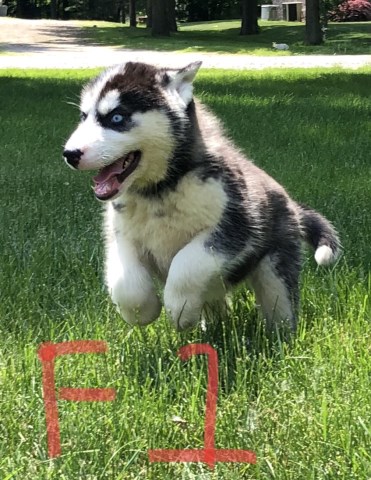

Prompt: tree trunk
[
  {"left": 167, "top": 0, "right": 177, "bottom": 32},
  {"left": 305, "top": 0, "right": 322, "bottom": 45},
  {"left": 240, "top": 0, "right": 259, "bottom": 35},
  {"left": 146, "top": 0, "right": 152, "bottom": 28},
  {"left": 88, "top": 0, "right": 96, "bottom": 20},
  {"left": 152, "top": 0, "right": 170, "bottom": 36},
  {"left": 188, "top": 0, "right": 209, "bottom": 21},
  {"left": 116, "top": 1, "right": 126, "bottom": 23},
  {"left": 16, "top": 0, "right": 26, "bottom": 18},
  {"left": 61, "top": 0, "right": 69, "bottom": 19},
  {"left": 129, "top": 0, "right": 137, "bottom": 27},
  {"left": 50, "top": 0, "right": 57, "bottom": 18}
]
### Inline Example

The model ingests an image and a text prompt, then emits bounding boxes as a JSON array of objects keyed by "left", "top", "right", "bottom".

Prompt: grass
[
  {"left": 75, "top": 19, "right": 371, "bottom": 55},
  {"left": 0, "top": 67, "right": 370, "bottom": 479}
]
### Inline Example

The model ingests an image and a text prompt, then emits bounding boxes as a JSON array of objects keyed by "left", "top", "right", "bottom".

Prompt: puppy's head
[{"left": 63, "top": 61, "right": 201, "bottom": 201}]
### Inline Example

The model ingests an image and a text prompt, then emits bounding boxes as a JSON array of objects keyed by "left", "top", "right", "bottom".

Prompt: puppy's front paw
[
  {"left": 164, "top": 293, "right": 202, "bottom": 331},
  {"left": 111, "top": 283, "right": 162, "bottom": 326},
  {"left": 117, "top": 297, "right": 162, "bottom": 326}
]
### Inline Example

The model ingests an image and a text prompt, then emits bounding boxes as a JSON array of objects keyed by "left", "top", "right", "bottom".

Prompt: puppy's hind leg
[{"left": 249, "top": 251, "right": 300, "bottom": 333}]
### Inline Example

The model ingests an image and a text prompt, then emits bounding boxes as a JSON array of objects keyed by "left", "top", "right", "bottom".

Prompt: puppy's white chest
[{"left": 112, "top": 176, "right": 227, "bottom": 274}]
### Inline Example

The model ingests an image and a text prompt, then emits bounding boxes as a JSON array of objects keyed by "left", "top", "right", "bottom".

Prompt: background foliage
[
  {"left": 328, "top": 0, "right": 371, "bottom": 21},
  {"left": 5, "top": 0, "right": 244, "bottom": 21}
]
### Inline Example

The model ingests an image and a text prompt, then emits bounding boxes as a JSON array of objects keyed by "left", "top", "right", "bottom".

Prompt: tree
[
  {"left": 16, "top": 0, "right": 35, "bottom": 18},
  {"left": 129, "top": 0, "right": 137, "bottom": 26},
  {"left": 240, "top": 0, "right": 259, "bottom": 35},
  {"left": 167, "top": 0, "right": 177, "bottom": 31},
  {"left": 86, "top": 0, "right": 100, "bottom": 19},
  {"left": 187, "top": 0, "right": 209, "bottom": 21},
  {"left": 152, "top": 0, "right": 170, "bottom": 35},
  {"left": 61, "top": 0, "right": 70, "bottom": 19},
  {"left": 305, "top": 0, "right": 323, "bottom": 44},
  {"left": 146, "top": 0, "right": 152, "bottom": 27},
  {"left": 50, "top": 0, "right": 57, "bottom": 18},
  {"left": 117, "top": 0, "right": 126, "bottom": 23}
]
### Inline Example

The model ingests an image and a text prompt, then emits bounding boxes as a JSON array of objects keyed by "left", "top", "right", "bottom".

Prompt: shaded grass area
[
  {"left": 77, "top": 19, "right": 371, "bottom": 55},
  {"left": 0, "top": 68, "right": 370, "bottom": 479}
]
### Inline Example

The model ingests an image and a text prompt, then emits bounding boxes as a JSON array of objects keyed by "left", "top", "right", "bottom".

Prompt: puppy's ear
[{"left": 166, "top": 61, "right": 202, "bottom": 105}]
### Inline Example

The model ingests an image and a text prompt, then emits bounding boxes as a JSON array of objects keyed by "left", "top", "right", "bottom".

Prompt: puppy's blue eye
[{"left": 111, "top": 114, "right": 124, "bottom": 124}]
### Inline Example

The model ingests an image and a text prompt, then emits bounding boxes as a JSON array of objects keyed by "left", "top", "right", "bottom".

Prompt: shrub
[{"left": 328, "top": 0, "right": 371, "bottom": 21}]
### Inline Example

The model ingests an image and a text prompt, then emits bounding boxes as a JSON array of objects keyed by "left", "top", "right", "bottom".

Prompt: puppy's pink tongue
[
  {"left": 93, "top": 160, "right": 124, "bottom": 184},
  {"left": 93, "top": 160, "right": 123, "bottom": 198},
  {"left": 94, "top": 177, "right": 120, "bottom": 198}
]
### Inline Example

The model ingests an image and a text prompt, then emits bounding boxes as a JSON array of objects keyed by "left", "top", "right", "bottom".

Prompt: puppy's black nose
[{"left": 63, "top": 149, "right": 82, "bottom": 169}]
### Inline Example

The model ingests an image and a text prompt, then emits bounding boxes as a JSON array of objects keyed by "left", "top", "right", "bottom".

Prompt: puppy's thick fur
[{"left": 64, "top": 62, "right": 340, "bottom": 331}]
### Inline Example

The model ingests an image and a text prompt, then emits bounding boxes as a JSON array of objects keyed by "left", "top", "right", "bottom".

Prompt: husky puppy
[{"left": 63, "top": 62, "right": 340, "bottom": 331}]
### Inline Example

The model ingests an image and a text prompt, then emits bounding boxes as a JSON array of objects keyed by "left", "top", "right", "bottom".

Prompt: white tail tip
[{"left": 315, "top": 245, "right": 335, "bottom": 266}]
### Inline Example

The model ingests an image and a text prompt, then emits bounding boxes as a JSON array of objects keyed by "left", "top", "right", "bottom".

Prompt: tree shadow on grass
[
  {"left": 0, "top": 21, "right": 369, "bottom": 55},
  {"left": 74, "top": 21, "right": 371, "bottom": 54}
]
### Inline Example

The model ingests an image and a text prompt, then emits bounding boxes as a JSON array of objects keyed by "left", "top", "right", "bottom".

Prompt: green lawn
[
  {"left": 0, "top": 67, "right": 370, "bottom": 479},
  {"left": 77, "top": 19, "right": 371, "bottom": 55}
]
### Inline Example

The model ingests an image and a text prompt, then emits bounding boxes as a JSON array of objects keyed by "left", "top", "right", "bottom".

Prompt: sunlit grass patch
[{"left": 0, "top": 67, "right": 370, "bottom": 479}]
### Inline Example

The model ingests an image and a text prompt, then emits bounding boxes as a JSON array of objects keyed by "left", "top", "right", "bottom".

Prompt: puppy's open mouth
[{"left": 93, "top": 150, "right": 141, "bottom": 201}]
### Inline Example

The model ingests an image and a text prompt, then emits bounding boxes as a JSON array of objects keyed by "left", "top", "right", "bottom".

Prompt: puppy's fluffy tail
[{"left": 299, "top": 204, "right": 341, "bottom": 266}]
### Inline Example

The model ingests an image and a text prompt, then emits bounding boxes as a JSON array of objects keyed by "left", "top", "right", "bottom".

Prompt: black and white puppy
[{"left": 63, "top": 61, "right": 340, "bottom": 331}]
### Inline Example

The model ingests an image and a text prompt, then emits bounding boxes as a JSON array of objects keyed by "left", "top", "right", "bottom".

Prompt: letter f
[{"left": 38, "top": 341, "right": 116, "bottom": 458}]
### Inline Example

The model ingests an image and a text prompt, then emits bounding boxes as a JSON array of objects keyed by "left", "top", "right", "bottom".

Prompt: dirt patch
[{"left": 0, "top": 18, "right": 86, "bottom": 54}]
